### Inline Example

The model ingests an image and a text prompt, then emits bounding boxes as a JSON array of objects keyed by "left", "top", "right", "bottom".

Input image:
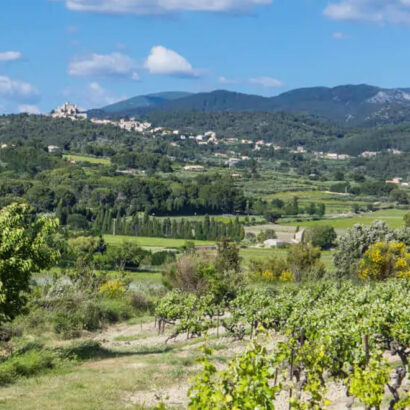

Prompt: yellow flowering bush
[
  {"left": 358, "top": 242, "right": 410, "bottom": 280},
  {"left": 279, "top": 269, "right": 294, "bottom": 282},
  {"left": 99, "top": 279, "right": 126, "bottom": 298},
  {"left": 261, "top": 270, "right": 276, "bottom": 282}
]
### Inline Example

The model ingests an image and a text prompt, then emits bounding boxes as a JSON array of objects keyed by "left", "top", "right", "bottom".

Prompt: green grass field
[
  {"left": 104, "top": 235, "right": 215, "bottom": 249},
  {"left": 63, "top": 154, "right": 111, "bottom": 165},
  {"left": 283, "top": 209, "right": 408, "bottom": 230},
  {"left": 239, "top": 247, "right": 334, "bottom": 271}
]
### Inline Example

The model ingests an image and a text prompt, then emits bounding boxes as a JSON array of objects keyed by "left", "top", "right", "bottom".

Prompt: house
[
  {"left": 47, "top": 145, "right": 60, "bottom": 153},
  {"left": 205, "top": 131, "right": 216, "bottom": 138},
  {"left": 386, "top": 177, "right": 403, "bottom": 185},
  {"left": 184, "top": 165, "right": 205, "bottom": 171},
  {"left": 226, "top": 158, "right": 241, "bottom": 167},
  {"left": 360, "top": 151, "right": 378, "bottom": 158}
]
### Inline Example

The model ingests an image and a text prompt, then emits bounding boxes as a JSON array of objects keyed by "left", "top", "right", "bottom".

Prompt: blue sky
[{"left": 2, "top": 0, "right": 410, "bottom": 113}]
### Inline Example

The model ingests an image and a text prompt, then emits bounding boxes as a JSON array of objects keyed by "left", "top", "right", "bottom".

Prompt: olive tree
[{"left": 0, "top": 203, "right": 59, "bottom": 320}]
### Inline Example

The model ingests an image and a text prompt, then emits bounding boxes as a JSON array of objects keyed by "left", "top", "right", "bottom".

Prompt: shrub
[
  {"left": 98, "top": 279, "right": 126, "bottom": 298},
  {"left": 287, "top": 243, "right": 325, "bottom": 282},
  {"left": 0, "top": 349, "right": 59, "bottom": 385},
  {"left": 151, "top": 251, "right": 176, "bottom": 266},
  {"left": 358, "top": 242, "right": 410, "bottom": 280},
  {"left": 249, "top": 256, "right": 288, "bottom": 283},
  {"left": 334, "top": 221, "right": 408, "bottom": 278},
  {"left": 98, "top": 298, "right": 134, "bottom": 323},
  {"left": 130, "top": 292, "right": 153, "bottom": 313},
  {"left": 304, "top": 225, "right": 337, "bottom": 250},
  {"left": 53, "top": 311, "right": 83, "bottom": 339}
]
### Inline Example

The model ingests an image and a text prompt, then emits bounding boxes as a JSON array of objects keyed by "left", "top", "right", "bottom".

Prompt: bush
[
  {"left": 55, "top": 340, "right": 104, "bottom": 361},
  {"left": 304, "top": 225, "right": 337, "bottom": 250},
  {"left": 98, "top": 298, "right": 134, "bottom": 323},
  {"left": 130, "top": 291, "right": 153, "bottom": 313},
  {"left": 151, "top": 251, "right": 176, "bottom": 266},
  {"left": 0, "top": 348, "right": 59, "bottom": 385},
  {"left": 287, "top": 243, "right": 325, "bottom": 282},
  {"left": 358, "top": 242, "right": 410, "bottom": 280},
  {"left": 98, "top": 279, "right": 126, "bottom": 298}
]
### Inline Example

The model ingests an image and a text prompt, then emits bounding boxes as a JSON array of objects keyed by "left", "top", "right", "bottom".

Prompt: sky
[{"left": 2, "top": 0, "right": 410, "bottom": 113}]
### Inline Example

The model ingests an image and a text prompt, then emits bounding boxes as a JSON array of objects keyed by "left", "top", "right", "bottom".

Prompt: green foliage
[
  {"left": 333, "top": 220, "right": 409, "bottom": 278},
  {"left": 348, "top": 355, "right": 390, "bottom": 409},
  {"left": 0, "top": 349, "right": 58, "bottom": 385},
  {"left": 0, "top": 203, "right": 59, "bottom": 320},
  {"left": 216, "top": 239, "right": 241, "bottom": 274},
  {"left": 157, "top": 279, "right": 410, "bottom": 409},
  {"left": 286, "top": 243, "right": 325, "bottom": 282},
  {"left": 404, "top": 212, "right": 410, "bottom": 228},
  {"left": 189, "top": 341, "right": 279, "bottom": 410},
  {"left": 304, "top": 225, "right": 337, "bottom": 250}
]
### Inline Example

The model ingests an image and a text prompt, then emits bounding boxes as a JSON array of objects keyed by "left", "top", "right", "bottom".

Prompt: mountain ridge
[{"left": 88, "top": 84, "right": 410, "bottom": 126}]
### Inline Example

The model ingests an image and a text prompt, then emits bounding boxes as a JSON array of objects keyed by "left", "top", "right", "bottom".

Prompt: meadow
[
  {"left": 283, "top": 208, "right": 408, "bottom": 229},
  {"left": 63, "top": 154, "right": 111, "bottom": 165}
]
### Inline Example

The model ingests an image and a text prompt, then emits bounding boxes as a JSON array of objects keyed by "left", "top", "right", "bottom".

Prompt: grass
[
  {"left": 63, "top": 154, "right": 111, "bottom": 165},
  {"left": 240, "top": 246, "right": 335, "bottom": 271},
  {"left": 283, "top": 209, "right": 408, "bottom": 230},
  {"left": 104, "top": 234, "right": 215, "bottom": 249}
]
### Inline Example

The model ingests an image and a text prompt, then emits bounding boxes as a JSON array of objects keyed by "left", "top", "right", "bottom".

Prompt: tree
[
  {"left": 358, "top": 242, "right": 410, "bottom": 280},
  {"left": 286, "top": 243, "right": 325, "bottom": 282},
  {"left": 317, "top": 203, "right": 326, "bottom": 217},
  {"left": 0, "top": 203, "right": 59, "bottom": 320},
  {"left": 390, "top": 189, "right": 409, "bottom": 205},
  {"left": 304, "top": 225, "right": 337, "bottom": 250},
  {"left": 334, "top": 221, "right": 394, "bottom": 278},
  {"left": 104, "top": 241, "right": 146, "bottom": 271},
  {"left": 216, "top": 239, "right": 241, "bottom": 274},
  {"left": 404, "top": 212, "right": 410, "bottom": 228}
]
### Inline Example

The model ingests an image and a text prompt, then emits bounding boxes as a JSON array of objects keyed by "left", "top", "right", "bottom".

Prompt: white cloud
[
  {"left": 324, "top": 0, "right": 410, "bottom": 25},
  {"left": 68, "top": 52, "right": 139, "bottom": 79},
  {"left": 144, "top": 46, "right": 200, "bottom": 77},
  {"left": 64, "top": 0, "right": 271, "bottom": 15},
  {"left": 249, "top": 76, "right": 283, "bottom": 88},
  {"left": 0, "top": 75, "right": 39, "bottom": 102},
  {"left": 88, "top": 82, "right": 124, "bottom": 106},
  {"left": 0, "top": 51, "right": 22, "bottom": 62},
  {"left": 18, "top": 105, "right": 41, "bottom": 114},
  {"left": 218, "top": 76, "right": 239, "bottom": 85}
]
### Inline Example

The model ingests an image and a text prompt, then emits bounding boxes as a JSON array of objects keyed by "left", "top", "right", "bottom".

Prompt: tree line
[{"left": 93, "top": 211, "right": 245, "bottom": 242}]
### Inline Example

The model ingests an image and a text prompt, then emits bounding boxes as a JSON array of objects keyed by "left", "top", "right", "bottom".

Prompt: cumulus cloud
[
  {"left": 249, "top": 76, "right": 283, "bottom": 88},
  {"left": 68, "top": 52, "right": 139, "bottom": 79},
  {"left": 0, "top": 51, "right": 22, "bottom": 62},
  {"left": 324, "top": 0, "right": 410, "bottom": 25},
  {"left": 18, "top": 105, "right": 41, "bottom": 114},
  {"left": 88, "top": 82, "right": 124, "bottom": 106},
  {"left": 144, "top": 46, "right": 200, "bottom": 77},
  {"left": 63, "top": 0, "right": 271, "bottom": 15},
  {"left": 0, "top": 75, "right": 39, "bottom": 102}
]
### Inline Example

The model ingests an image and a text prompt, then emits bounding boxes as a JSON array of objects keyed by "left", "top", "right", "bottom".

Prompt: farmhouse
[{"left": 184, "top": 165, "right": 205, "bottom": 171}]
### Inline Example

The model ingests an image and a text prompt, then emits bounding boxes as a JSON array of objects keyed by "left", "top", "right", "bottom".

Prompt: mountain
[
  {"left": 89, "top": 85, "right": 410, "bottom": 126},
  {"left": 87, "top": 91, "right": 192, "bottom": 118}
]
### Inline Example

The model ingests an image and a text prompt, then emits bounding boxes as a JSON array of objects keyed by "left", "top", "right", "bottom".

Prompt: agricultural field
[
  {"left": 63, "top": 154, "right": 111, "bottom": 165},
  {"left": 284, "top": 208, "right": 408, "bottom": 230},
  {"left": 104, "top": 235, "right": 216, "bottom": 249}
]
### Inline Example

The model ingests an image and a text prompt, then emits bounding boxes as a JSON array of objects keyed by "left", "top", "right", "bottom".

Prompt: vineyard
[{"left": 155, "top": 280, "right": 410, "bottom": 409}]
